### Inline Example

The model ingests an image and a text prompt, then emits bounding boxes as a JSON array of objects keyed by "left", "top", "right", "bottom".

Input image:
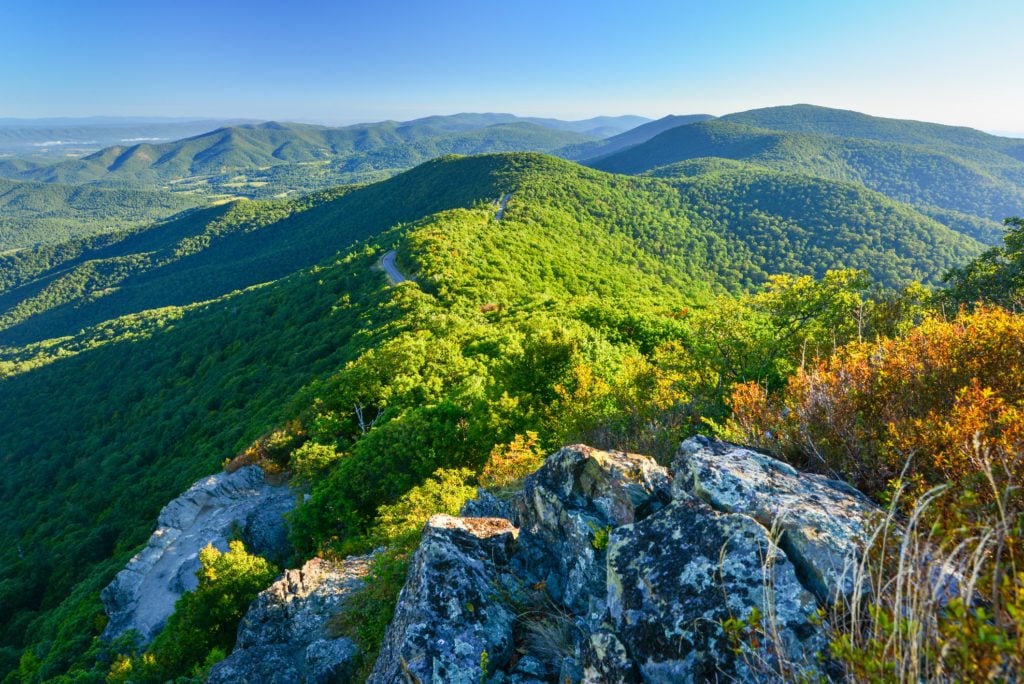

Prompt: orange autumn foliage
[{"left": 728, "top": 306, "right": 1024, "bottom": 500}]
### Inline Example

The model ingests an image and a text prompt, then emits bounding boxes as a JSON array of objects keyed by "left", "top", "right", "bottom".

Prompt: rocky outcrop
[
  {"left": 208, "top": 554, "right": 373, "bottom": 684},
  {"left": 368, "top": 515, "right": 519, "bottom": 684},
  {"left": 100, "top": 466, "right": 295, "bottom": 644},
  {"left": 674, "top": 436, "right": 879, "bottom": 602},
  {"left": 600, "top": 496, "right": 820, "bottom": 681},
  {"left": 514, "top": 445, "right": 672, "bottom": 620},
  {"left": 370, "top": 438, "right": 880, "bottom": 683}
]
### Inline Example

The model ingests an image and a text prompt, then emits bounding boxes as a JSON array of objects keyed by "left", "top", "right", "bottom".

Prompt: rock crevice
[
  {"left": 369, "top": 438, "right": 879, "bottom": 683},
  {"left": 208, "top": 554, "right": 374, "bottom": 684},
  {"left": 100, "top": 465, "right": 295, "bottom": 644}
]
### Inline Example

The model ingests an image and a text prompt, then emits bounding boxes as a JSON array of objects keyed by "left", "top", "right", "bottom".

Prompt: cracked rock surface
[
  {"left": 369, "top": 438, "right": 878, "bottom": 682},
  {"left": 208, "top": 554, "right": 373, "bottom": 684},
  {"left": 100, "top": 465, "right": 294, "bottom": 644}
]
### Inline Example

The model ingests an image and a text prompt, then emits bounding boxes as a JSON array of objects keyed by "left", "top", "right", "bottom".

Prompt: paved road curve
[
  {"left": 380, "top": 250, "right": 410, "bottom": 284},
  {"left": 380, "top": 195, "right": 509, "bottom": 285},
  {"left": 495, "top": 193, "right": 511, "bottom": 220}
]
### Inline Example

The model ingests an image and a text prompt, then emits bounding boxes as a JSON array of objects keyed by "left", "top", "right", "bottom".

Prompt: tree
[
  {"left": 141, "top": 541, "right": 277, "bottom": 681},
  {"left": 944, "top": 217, "right": 1024, "bottom": 311}
]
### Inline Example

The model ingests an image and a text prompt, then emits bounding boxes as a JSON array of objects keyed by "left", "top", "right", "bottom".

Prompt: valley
[{"left": 0, "top": 103, "right": 1021, "bottom": 683}]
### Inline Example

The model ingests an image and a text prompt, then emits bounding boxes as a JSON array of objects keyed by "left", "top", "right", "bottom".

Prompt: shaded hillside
[
  {"left": 0, "top": 179, "right": 204, "bottom": 251},
  {"left": 648, "top": 160, "right": 984, "bottom": 286},
  {"left": 0, "top": 153, "right": 984, "bottom": 347},
  {"left": 557, "top": 113, "right": 714, "bottom": 160},
  {"left": 592, "top": 119, "right": 1024, "bottom": 243},
  {"left": 0, "top": 155, "right": 513, "bottom": 345}
]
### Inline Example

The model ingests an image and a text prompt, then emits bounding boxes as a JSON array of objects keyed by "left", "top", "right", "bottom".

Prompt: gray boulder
[
  {"left": 460, "top": 488, "right": 517, "bottom": 522},
  {"left": 368, "top": 515, "right": 519, "bottom": 684},
  {"left": 514, "top": 445, "right": 671, "bottom": 616},
  {"left": 674, "top": 435, "right": 879, "bottom": 601},
  {"left": 208, "top": 554, "right": 373, "bottom": 684},
  {"left": 368, "top": 439, "right": 880, "bottom": 682},
  {"left": 100, "top": 465, "right": 295, "bottom": 644}
]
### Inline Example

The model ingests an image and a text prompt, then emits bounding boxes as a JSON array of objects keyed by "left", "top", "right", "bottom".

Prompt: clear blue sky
[{"left": 2, "top": 0, "right": 1021, "bottom": 131}]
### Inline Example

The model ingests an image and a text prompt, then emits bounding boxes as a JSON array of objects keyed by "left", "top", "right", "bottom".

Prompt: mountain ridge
[{"left": 591, "top": 113, "right": 1024, "bottom": 243}]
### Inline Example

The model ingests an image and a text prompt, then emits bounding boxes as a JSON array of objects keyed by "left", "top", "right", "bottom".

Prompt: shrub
[
  {"left": 288, "top": 441, "right": 343, "bottom": 487},
  {"left": 479, "top": 432, "right": 545, "bottom": 489},
  {"left": 725, "top": 305, "right": 1024, "bottom": 681},
  {"left": 368, "top": 467, "right": 476, "bottom": 547},
  {"left": 727, "top": 306, "right": 1024, "bottom": 499},
  {"left": 827, "top": 472, "right": 1024, "bottom": 682},
  {"left": 126, "top": 541, "right": 278, "bottom": 681}
]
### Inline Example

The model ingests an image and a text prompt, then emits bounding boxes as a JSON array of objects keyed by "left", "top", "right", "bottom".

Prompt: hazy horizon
[
  {"left": 2, "top": 109, "right": 1023, "bottom": 141},
  {"left": 3, "top": 0, "right": 1022, "bottom": 133}
]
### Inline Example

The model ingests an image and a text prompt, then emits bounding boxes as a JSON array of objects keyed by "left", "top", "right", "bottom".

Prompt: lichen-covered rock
[
  {"left": 514, "top": 445, "right": 671, "bottom": 615},
  {"left": 208, "top": 554, "right": 372, "bottom": 684},
  {"left": 674, "top": 436, "right": 879, "bottom": 601},
  {"left": 461, "top": 488, "right": 517, "bottom": 522},
  {"left": 304, "top": 638, "right": 361, "bottom": 683},
  {"left": 581, "top": 631, "right": 640, "bottom": 683},
  {"left": 603, "top": 495, "right": 821, "bottom": 682},
  {"left": 101, "top": 466, "right": 295, "bottom": 643},
  {"left": 370, "top": 439, "right": 879, "bottom": 683},
  {"left": 368, "top": 515, "right": 518, "bottom": 684},
  {"left": 204, "top": 644, "right": 299, "bottom": 684}
]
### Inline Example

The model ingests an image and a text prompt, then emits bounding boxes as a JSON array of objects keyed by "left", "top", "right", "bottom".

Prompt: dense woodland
[
  {"left": 593, "top": 117, "right": 1024, "bottom": 245},
  {"left": 0, "top": 106, "right": 1023, "bottom": 682}
]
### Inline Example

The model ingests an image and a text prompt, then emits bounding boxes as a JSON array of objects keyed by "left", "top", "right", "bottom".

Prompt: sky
[{"left": 1, "top": 0, "right": 1022, "bottom": 132}]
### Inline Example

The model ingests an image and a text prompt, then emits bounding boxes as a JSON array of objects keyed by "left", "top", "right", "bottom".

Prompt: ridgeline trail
[
  {"left": 495, "top": 193, "right": 511, "bottom": 220},
  {"left": 380, "top": 194, "right": 511, "bottom": 286}
]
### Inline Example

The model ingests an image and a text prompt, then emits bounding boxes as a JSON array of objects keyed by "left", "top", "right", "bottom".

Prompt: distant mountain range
[
  {"left": 588, "top": 105, "right": 1024, "bottom": 245},
  {"left": 1, "top": 105, "right": 1021, "bottom": 255},
  {"left": 0, "top": 114, "right": 648, "bottom": 199},
  {"left": 0, "top": 118, "right": 254, "bottom": 156}
]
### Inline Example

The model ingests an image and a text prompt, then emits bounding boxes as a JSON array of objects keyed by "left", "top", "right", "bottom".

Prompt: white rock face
[{"left": 100, "top": 465, "right": 295, "bottom": 643}]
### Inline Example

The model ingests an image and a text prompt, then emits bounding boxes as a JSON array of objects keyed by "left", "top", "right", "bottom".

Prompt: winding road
[
  {"left": 379, "top": 194, "right": 510, "bottom": 286},
  {"left": 495, "top": 193, "right": 511, "bottom": 220},
  {"left": 380, "top": 250, "right": 410, "bottom": 284}
]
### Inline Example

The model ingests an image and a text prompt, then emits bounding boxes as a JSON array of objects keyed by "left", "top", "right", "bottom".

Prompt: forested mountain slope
[
  {"left": 556, "top": 113, "right": 714, "bottom": 161},
  {"left": 0, "top": 152, "right": 705, "bottom": 679},
  {"left": 722, "top": 104, "right": 1024, "bottom": 162},
  {"left": 0, "top": 115, "right": 645, "bottom": 250},
  {"left": 0, "top": 153, "right": 983, "bottom": 347},
  {"left": 592, "top": 118, "right": 1024, "bottom": 244},
  {"left": 0, "top": 155, "right": 511, "bottom": 345},
  {"left": 0, "top": 178, "right": 204, "bottom": 251},
  {"left": 0, "top": 151, "right": 990, "bottom": 680},
  {"left": 0, "top": 117, "right": 601, "bottom": 194},
  {"left": 647, "top": 159, "right": 983, "bottom": 287}
]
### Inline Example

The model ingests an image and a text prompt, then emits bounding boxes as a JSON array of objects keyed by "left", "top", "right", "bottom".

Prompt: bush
[
  {"left": 727, "top": 306, "right": 1024, "bottom": 499},
  {"left": 368, "top": 467, "right": 476, "bottom": 547},
  {"left": 289, "top": 441, "right": 343, "bottom": 487},
  {"left": 725, "top": 305, "right": 1024, "bottom": 681},
  {"left": 479, "top": 432, "right": 545, "bottom": 489},
  {"left": 113, "top": 541, "right": 278, "bottom": 682}
]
